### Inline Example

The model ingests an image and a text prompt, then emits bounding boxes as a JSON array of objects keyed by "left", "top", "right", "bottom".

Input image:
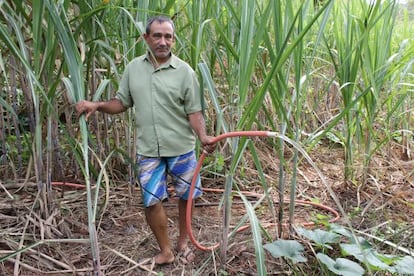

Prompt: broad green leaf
[
  {"left": 263, "top": 240, "right": 307, "bottom": 263},
  {"left": 376, "top": 253, "right": 402, "bottom": 266},
  {"left": 296, "top": 227, "right": 340, "bottom": 249},
  {"left": 329, "top": 224, "right": 353, "bottom": 238},
  {"left": 393, "top": 256, "right": 414, "bottom": 275},
  {"left": 340, "top": 243, "right": 393, "bottom": 271},
  {"left": 317, "top": 253, "right": 365, "bottom": 276}
]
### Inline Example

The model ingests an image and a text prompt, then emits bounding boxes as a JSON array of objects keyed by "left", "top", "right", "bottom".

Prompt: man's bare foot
[{"left": 154, "top": 251, "right": 175, "bottom": 265}]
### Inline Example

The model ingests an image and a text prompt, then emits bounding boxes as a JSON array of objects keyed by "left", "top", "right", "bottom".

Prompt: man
[{"left": 76, "top": 15, "right": 216, "bottom": 265}]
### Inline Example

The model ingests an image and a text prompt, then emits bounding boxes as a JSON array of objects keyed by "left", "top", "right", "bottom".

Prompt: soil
[{"left": 1, "top": 143, "right": 413, "bottom": 275}]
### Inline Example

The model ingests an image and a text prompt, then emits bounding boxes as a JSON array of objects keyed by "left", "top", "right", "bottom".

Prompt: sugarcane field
[{"left": 1, "top": 1, "right": 413, "bottom": 275}]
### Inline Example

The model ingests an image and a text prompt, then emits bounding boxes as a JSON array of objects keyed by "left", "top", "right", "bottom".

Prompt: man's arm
[
  {"left": 188, "top": 111, "right": 216, "bottom": 153},
  {"left": 76, "top": 98, "right": 127, "bottom": 121}
]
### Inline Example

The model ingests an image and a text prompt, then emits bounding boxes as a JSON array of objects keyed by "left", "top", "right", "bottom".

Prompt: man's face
[{"left": 144, "top": 21, "right": 175, "bottom": 63}]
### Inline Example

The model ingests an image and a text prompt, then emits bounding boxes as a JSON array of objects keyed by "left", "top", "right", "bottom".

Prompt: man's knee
[{"left": 145, "top": 201, "right": 163, "bottom": 216}]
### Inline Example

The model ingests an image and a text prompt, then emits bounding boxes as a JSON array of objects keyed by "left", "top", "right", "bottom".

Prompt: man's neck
[{"left": 148, "top": 53, "right": 171, "bottom": 68}]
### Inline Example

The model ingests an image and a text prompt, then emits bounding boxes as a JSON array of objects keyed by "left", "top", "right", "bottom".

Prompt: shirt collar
[{"left": 144, "top": 52, "right": 178, "bottom": 69}]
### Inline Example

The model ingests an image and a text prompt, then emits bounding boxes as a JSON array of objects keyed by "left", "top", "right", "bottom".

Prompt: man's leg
[
  {"left": 137, "top": 155, "right": 174, "bottom": 264},
  {"left": 145, "top": 202, "right": 175, "bottom": 264},
  {"left": 177, "top": 198, "right": 190, "bottom": 250},
  {"left": 167, "top": 150, "right": 201, "bottom": 263}
]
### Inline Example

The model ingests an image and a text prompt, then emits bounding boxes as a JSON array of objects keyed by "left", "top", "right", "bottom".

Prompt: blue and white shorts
[{"left": 137, "top": 150, "right": 203, "bottom": 207}]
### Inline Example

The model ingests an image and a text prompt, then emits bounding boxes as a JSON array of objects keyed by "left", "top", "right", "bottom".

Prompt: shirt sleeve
[
  {"left": 184, "top": 69, "right": 202, "bottom": 114},
  {"left": 115, "top": 64, "right": 134, "bottom": 108}
]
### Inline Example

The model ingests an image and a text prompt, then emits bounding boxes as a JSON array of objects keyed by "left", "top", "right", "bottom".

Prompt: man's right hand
[
  {"left": 75, "top": 100, "right": 99, "bottom": 121},
  {"left": 75, "top": 98, "right": 127, "bottom": 121}
]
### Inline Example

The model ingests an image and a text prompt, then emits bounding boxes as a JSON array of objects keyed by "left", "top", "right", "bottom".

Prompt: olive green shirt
[{"left": 115, "top": 53, "right": 202, "bottom": 157}]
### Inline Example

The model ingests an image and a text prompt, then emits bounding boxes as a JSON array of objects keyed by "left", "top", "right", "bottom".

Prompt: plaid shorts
[{"left": 136, "top": 150, "right": 203, "bottom": 207}]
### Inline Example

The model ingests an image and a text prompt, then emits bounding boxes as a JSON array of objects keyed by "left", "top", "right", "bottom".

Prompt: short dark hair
[{"left": 145, "top": 16, "right": 175, "bottom": 34}]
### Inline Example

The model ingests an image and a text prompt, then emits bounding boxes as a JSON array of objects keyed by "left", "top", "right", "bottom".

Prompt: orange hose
[
  {"left": 50, "top": 131, "right": 340, "bottom": 252},
  {"left": 186, "top": 131, "right": 340, "bottom": 251},
  {"left": 51, "top": 181, "right": 86, "bottom": 189}
]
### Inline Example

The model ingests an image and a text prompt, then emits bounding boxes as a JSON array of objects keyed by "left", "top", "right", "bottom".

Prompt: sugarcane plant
[{"left": 44, "top": 1, "right": 102, "bottom": 274}]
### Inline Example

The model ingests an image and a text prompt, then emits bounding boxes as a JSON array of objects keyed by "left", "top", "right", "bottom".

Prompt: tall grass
[
  {"left": 359, "top": 0, "right": 398, "bottom": 183},
  {"left": 0, "top": 0, "right": 413, "bottom": 274},
  {"left": 45, "top": 1, "right": 103, "bottom": 273}
]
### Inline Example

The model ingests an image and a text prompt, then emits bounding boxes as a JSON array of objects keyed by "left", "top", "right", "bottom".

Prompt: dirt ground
[{"left": 1, "top": 145, "right": 413, "bottom": 275}]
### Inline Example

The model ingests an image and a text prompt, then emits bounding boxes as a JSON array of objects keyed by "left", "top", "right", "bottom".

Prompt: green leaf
[
  {"left": 326, "top": 131, "right": 345, "bottom": 146},
  {"left": 329, "top": 224, "right": 353, "bottom": 238},
  {"left": 0, "top": 96, "right": 18, "bottom": 118},
  {"left": 238, "top": 192, "right": 267, "bottom": 275},
  {"left": 340, "top": 243, "right": 393, "bottom": 271},
  {"left": 216, "top": 154, "right": 225, "bottom": 172},
  {"left": 296, "top": 227, "right": 340, "bottom": 249},
  {"left": 92, "top": 79, "right": 112, "bottom": 101},
  {"left": 375, "top": 253, "right": 401, "bottom": 266},
  {"left": 263, "top": 240, "right": 307, "bottom": 263},
  {"left": 317, "top": 253, "right": 365, "bottom": 276},
  {"left": 393, "top": 256, "right": 414, "bottom": 275}
]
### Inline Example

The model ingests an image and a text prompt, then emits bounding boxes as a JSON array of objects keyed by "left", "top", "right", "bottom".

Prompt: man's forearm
[
  {"left": 97, "top": 98, "right": 127, "bottom": 114},
  {"left": 188, "top": 111, "right": 208, "bottom": 140}
]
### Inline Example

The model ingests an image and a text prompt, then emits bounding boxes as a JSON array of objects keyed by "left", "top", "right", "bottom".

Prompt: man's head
[{"left": 144, "top": 16, "right": 175, "bottom": 64}]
